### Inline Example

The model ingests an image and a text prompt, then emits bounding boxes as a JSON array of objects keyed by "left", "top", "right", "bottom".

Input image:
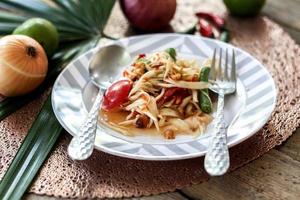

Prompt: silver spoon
[{"left": 68, "top": 45, "right": 131, "bottom": 160}]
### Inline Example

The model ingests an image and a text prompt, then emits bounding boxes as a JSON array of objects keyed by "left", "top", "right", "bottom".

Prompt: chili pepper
[
  {"left": 138, "top": 54, "right": 146, "bottom": 59},
  {"left": 198, "top": 19, "right": 214, "bottom": 38},
  {"left": 212, "top": 25, "right": 221, "bottom": 39},
  {"left": 196, "top": 12, "right": 225, "bottom": 29}
]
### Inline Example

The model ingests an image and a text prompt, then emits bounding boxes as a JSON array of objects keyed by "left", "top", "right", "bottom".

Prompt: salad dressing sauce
[{"left": 100, "top": 109, "right": 161, "bottom": 136}]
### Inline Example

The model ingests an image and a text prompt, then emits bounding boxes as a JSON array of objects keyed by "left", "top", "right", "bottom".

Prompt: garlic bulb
[{"left": 0, "top": 35, "right": 48, "bottom": 96}]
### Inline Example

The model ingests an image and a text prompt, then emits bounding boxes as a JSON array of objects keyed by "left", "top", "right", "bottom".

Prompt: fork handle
[
  {"left": 67, "top": 89, "right": 103, "bottom": 160},
  {"left": 204, "top": 93, "right": 230, "bottom": 176}
]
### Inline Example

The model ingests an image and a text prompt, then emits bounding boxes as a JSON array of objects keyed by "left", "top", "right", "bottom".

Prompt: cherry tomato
[{"left": 102, "top": 80, "right": 132, "bottom": 111}]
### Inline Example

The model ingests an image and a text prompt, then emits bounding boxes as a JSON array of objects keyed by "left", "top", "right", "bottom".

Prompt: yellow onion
[{"left": 0, "top": 35, "right": 48, "bottom": 96}]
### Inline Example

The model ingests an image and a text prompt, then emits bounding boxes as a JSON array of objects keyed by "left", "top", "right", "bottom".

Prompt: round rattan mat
[{"left": 1, "top": 0, "right": 300, "bottom": 199}]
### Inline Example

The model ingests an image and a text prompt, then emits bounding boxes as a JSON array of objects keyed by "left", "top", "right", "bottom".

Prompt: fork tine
[
  {"left": 231, "top": 49, "right": 236, "bottom": 82},
  {"left": 218, "top": 48, "right": 222, "bottom": 81},
  {"left": 210, "top": 48, "right": 217, "bottom": 81},
  {"left": 224, "top": 49, "right": 229, "bottom": 81}
]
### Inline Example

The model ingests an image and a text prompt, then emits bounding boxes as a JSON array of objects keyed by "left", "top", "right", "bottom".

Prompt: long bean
[{"left": 198, "top": 67, "right": 212, "bottom": 113}]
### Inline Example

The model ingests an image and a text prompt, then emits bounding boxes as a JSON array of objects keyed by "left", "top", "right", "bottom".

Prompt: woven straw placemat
[{"left": 1, "top": 0, "right": 300, "bottom": 199}]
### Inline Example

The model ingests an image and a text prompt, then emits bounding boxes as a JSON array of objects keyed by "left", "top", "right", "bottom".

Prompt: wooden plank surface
[
  {"left": 276, "top": 129, "right": 300, "bottom": 162},
  {"left": 262, "top": 0, "right": 300, "bottom": 43},
  {"left": 24, "top": 0, "right": 300, "bottom": 199}
]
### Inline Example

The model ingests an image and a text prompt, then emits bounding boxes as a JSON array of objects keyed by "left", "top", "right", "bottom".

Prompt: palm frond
[
  {"left": 0, "top": 0, "right": 116, "bottom": 38},
  {"left": 0, "top": 96, "right": 63, "bottom": 200},
  {"left": 0, "top": 12, "right": 26, "bottom": 22}
]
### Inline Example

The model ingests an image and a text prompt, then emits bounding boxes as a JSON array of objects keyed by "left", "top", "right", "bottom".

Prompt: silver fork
[{"left": 204, "top": 48, "right": 237, "bottom": 176}]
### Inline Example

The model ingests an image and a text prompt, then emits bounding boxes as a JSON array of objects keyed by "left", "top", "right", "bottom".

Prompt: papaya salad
[{"left": 100, "top": 48, "right": 213, "bottom": 139}]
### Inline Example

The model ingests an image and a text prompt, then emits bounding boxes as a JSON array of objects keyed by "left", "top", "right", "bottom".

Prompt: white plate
[{"left": 51, "top": 34, "right": 277, "bottom": 160}]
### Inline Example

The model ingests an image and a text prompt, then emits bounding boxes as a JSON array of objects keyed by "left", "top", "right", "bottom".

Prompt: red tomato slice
[{"left": 102, "top": 80, "right": 132, "bottom": 111}]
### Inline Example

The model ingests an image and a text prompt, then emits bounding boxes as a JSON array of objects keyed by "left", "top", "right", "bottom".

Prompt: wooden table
[{"left": 25, "top": 0, "right": 300, "bottom": 199}]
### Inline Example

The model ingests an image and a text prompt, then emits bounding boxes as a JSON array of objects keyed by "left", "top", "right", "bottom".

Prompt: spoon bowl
[{"left": 89, "top": 45, "right": 131, "bottom": 89}]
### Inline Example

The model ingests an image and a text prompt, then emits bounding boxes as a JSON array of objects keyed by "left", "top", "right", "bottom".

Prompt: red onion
[{"left": 120, "top": 0, "right": 177, "bottom": 31}]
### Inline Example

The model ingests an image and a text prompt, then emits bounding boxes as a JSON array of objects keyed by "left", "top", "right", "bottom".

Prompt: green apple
[
  {"left": 223, "top": 0, "right": 266, "bottom": 17},
  {"left": 13, "top": 18, "right": 59, "bottom": 56}
]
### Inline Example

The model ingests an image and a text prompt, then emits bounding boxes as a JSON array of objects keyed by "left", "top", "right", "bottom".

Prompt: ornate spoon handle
[
  {"left": 68, "top": 89, "right": 103, "bottom": 160},
  {"left": 204, "top": 93, "right": 230, "bottom": 176}
]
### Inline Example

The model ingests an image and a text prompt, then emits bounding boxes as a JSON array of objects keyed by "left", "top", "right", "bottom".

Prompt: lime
[
  {"left": 13, "top": 18, "right": 59, "bottom": 56},
  {"left": 223, "top": 0, "right": 266, "bottom": 17}
]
